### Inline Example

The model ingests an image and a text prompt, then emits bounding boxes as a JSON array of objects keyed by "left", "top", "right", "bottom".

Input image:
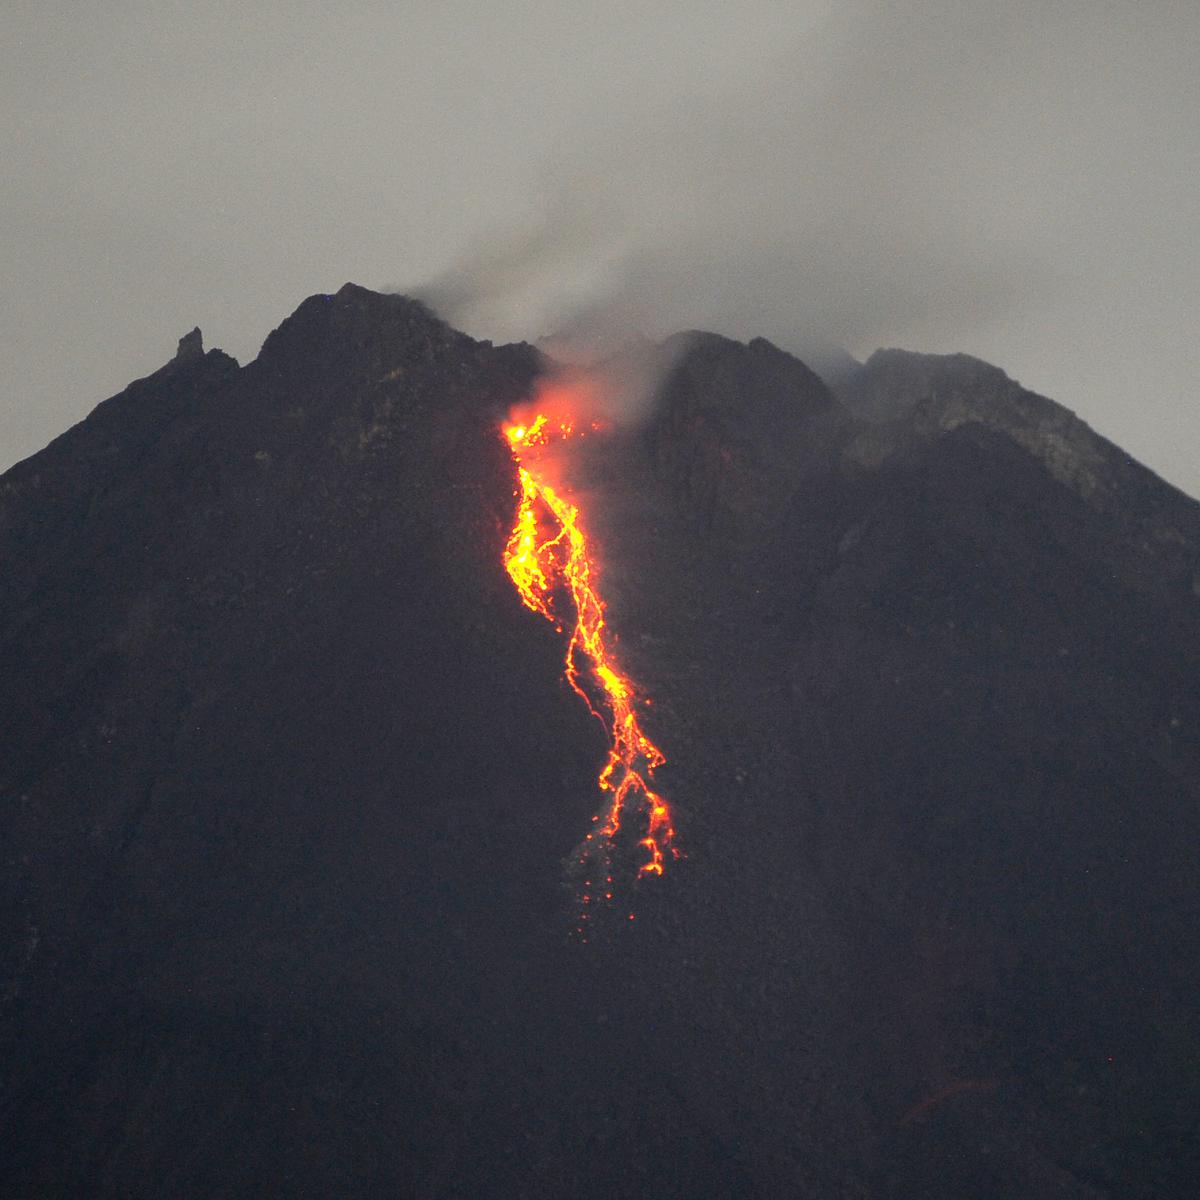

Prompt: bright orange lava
[{"left": 503, "top": 412, "right": 678, "bottom": 904}]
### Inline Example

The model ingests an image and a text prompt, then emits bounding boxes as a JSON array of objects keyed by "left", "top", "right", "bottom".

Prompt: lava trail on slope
[{"left": 502, "top": 409, "right": 678, "bottom": 931}]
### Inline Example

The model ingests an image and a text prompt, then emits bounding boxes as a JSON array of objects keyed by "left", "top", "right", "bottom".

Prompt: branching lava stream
[{"left": 503, "top": 411, "right": 678, "bottom": 929}]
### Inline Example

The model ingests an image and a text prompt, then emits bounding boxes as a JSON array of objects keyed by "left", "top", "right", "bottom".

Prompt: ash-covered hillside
[{"left": 2, "top": 284, "right": 1198, "bottom": 1199}]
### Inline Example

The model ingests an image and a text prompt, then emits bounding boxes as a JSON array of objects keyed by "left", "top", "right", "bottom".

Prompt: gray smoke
[{"left": 405, "top": 0, "right": 1197, "bottom": 430}]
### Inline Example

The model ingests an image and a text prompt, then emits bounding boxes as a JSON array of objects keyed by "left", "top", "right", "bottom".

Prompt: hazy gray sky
[{"left": 4, "top": 1, "right": 1198, "bottom": 494}]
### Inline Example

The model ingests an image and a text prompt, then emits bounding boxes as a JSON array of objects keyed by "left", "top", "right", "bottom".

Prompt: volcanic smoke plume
[{"left": 393, "top": 0, "right": 1200, "bottom": 503}]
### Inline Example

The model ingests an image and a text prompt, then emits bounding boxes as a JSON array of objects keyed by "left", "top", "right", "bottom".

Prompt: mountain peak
[
  {"left": 839, "top": 346, "right": 1200, "bottom": 585},
  {"left": 250, "top": 285, "right": 460, "bottom": 385},
  {"left": 175, "top": 326, "right": 203, "bottom": 363}
]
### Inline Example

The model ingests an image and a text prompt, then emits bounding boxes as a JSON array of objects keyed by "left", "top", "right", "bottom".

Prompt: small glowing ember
[{"left": 503, "top": 406, "right": 678, "bottom": 923}]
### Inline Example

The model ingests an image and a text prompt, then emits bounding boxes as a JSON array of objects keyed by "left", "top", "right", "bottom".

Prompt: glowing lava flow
[{"left": 503, "top": 413, "right": 677, "bottom": 911}]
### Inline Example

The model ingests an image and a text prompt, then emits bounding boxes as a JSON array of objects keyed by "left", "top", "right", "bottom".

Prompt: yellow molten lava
[{"left": 503, "top": 413, "right": 678, "bottom": 892}]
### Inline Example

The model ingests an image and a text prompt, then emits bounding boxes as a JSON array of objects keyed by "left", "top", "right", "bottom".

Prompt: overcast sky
[{"left": 4, "top": 1, "right": 1197, "bottom": 495}]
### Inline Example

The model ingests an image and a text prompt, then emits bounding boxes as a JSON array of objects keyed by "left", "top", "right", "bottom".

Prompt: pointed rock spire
[{"left": 175, "top": 327, "right": 203, "bottom": 362}]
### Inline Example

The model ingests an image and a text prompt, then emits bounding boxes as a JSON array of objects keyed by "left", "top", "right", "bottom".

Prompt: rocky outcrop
[
  {"left": 174, "top": 326, "right": 203, "bottom": 362},
  {"left": 839, "top": 349, "right": 1200, "bottom": 590}
]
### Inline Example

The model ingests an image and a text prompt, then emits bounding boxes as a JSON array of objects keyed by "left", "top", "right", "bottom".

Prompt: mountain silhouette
[{"left": 2, "top": 283, "right": 1197, "bottom": 1198}]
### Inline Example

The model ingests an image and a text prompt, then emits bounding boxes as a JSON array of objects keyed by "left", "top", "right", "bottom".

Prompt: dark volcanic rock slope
[
  {"left": 2, "top": 285, "right": 1199, "bottom": 1199},
  {"left": 0, "top": 287, "right": 623, "bottom": 1198},
  {"left": 541, "top": 331, "right": 1200, "bottom": 1198}
]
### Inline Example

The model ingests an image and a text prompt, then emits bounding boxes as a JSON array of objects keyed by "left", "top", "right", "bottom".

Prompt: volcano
[{"left": 2, "top": 284, "right": 1198, "bottom": 1198}]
